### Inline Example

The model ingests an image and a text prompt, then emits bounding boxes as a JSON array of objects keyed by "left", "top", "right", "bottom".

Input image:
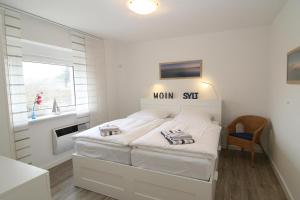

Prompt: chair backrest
[{"left": 236, "top": 116, "right": 267, "bottom": 139}]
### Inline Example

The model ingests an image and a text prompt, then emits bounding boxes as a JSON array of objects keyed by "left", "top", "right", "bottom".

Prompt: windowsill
[{"left": 28, "top": 111, "right": 76, "bottom": 124}]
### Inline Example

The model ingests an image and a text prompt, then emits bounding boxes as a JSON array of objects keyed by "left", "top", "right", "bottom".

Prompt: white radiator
[{"left": 52, "top": 123, "right": 89, "bottom": 155}]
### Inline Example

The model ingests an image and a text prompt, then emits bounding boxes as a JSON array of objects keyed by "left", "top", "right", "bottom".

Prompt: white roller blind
[
  {"left": 22, "top": 39, "right": 73, "bottom": 66},
  {"left": 2, "top": 9, "right": 32, "bottom": 164},
  {"left": 85, "top": 37, "right": 106, "bottom": 127},
  {"left": 71, "top": 34, "right": 90, "bottom": 124}
]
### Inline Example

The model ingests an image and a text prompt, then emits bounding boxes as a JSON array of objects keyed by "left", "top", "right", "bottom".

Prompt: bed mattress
[
  {"left": 73, "top": 117, "right": 166, "bottom": 146},
  {"left": 130, "top": 121, "right": 221, "bottom": 160},
  {"left": 131, "top": 148, "right": 213, "bottom": 181},
  {"left": 75, "top": 140, "right": 131, "bottom": 165}
]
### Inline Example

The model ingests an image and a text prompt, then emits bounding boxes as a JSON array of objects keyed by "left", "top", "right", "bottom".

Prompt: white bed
[{"left": 73, "top": 99, "right": 222, "bottom": 200}]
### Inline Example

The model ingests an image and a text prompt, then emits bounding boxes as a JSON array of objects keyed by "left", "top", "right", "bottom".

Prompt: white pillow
[
  {"left": 174, "top": 109, "right": 212, "bottom": 126},
  {"left": 127, "top": 109, "right": 171, "bottom": 120}
]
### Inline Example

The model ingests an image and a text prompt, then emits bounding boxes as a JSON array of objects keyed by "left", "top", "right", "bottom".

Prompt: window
[{"left": 23, "top": 62, "right": 75, "bottom": 117}]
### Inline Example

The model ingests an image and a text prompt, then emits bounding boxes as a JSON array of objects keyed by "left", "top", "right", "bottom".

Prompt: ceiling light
[{"left": 128, "top": 0, "right": 159, "bottom": 15}]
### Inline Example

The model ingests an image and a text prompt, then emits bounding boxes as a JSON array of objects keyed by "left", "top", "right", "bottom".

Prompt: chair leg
[
  {"left": 259, "top": 143, "right": 265, "bottom": 155},
  {"left": 226, "top": 138, "right": 229, "bottom": 150},
  {"left": 251, "top": 150, "right": 255, "bottom": 167}
]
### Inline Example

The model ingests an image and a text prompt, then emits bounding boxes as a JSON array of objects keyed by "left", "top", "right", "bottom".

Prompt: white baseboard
[{"left": 269, "top": 157, "right": 295, "bottom": 200}]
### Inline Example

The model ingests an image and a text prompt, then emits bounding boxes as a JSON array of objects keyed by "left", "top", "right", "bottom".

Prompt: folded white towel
[
  {"left": 161, "top": 130, "right": 195, "bottom": 145},
  {"left": 170, "top": 133, "right": 193, "bottom": 140},
  {"left": 162, "top": 129, "right": 193, "bottom": 140},
  {"left": 99, "top": 125, "right": 121, "bottom": 137},
  {"left": 99, "top": 124, "right": 120, "bottom": 131}
]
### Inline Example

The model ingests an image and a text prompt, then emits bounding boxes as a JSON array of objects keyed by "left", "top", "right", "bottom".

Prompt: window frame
[{"left": 22, "top": 60, "right": 77, "bottom": 118}]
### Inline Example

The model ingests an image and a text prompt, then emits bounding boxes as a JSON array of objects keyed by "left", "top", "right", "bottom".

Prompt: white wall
[
  {"left": 104, "top": 40, "right": 124, "bottom": 120},
  {"left": 105, "top": 27, "right": 270, "bottom": 127},
  {"left": 268, "top": 1, "right": 300, "bottom": 200}
]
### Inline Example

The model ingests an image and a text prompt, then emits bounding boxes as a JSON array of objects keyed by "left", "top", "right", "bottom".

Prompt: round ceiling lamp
[{"left": 127, "top": 0, "right": 159, "bottom": 15}]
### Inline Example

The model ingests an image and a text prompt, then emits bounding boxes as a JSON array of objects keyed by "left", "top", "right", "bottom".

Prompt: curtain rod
[{"left": 0, "top": 3, "right": 102, "bottom": 40}]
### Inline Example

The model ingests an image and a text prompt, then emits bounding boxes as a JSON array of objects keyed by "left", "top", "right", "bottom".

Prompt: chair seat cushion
[{"left": 230, "top": 132, "right": 253, "bottom": 141}]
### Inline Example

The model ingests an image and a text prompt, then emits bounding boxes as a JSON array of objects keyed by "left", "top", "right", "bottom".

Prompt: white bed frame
[{"left": 73, "top": 99, "right": 222, "bottom": 200}]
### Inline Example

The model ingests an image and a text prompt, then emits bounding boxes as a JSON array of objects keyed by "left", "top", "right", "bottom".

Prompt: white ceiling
[{"left": 0, "top": 0, "right": 287, "bottom": 41}]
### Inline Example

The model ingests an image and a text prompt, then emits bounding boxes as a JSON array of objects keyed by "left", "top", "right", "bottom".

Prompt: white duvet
[
  {"left": 130, "top": 120, "right": 221, "bottom": 160},
  {"left": 73, "top": 117, "right": 166, "bottom": 146}
]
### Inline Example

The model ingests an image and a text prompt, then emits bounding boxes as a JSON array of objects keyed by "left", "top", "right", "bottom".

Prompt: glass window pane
[{"left": 23, "top": 62, "right": 75, "bottom": 115}]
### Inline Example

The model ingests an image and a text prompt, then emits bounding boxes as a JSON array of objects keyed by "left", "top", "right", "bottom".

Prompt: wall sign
[
  {"left": 183, "top": 92, "right": 199, "bottom": 99},
  {"left": 153, "top": 92, "right": 174, "bottom": 99},
  {"left": 153, "top": 92, "right": 199, "bottom": 99}
]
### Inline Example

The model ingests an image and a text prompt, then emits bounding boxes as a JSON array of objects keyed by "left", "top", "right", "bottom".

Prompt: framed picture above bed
[
  {"left": 287, "top": 47, "right": 300, "bottom": 84},
  {"left": 159, "top": 60, "right": 202, "bottom": 79}
]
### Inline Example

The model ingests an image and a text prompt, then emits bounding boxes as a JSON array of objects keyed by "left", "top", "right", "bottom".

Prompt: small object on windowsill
[
  {"left": 31, "top": 92, "right": 43, "bottom": 120},
  {"left": 52, "top": 98, "right": 61, "bottom": 115}
]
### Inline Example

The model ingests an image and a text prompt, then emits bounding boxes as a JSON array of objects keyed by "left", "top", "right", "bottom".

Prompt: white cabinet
[{"left": 0, "top": 156, "right": 52, "bottom": 200}]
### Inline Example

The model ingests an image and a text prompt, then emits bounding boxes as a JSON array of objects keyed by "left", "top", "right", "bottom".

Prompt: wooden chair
[{"left": 227, "top": 115, "right": 267, "bottom": 166}]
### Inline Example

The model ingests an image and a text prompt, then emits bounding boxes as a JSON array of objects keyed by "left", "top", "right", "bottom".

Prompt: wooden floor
[{"left": 49, "top": 150, "right": 287, "bottom": 200}]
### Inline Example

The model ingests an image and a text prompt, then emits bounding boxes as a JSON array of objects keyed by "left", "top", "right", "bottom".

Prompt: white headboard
[{"left": 140, "top": 99, "right": 222, "bottom": 123}]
